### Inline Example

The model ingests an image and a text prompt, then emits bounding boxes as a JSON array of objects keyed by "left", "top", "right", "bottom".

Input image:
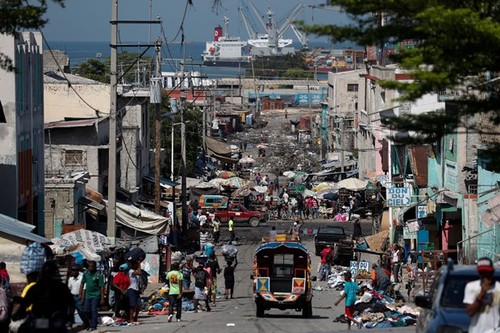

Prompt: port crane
[{"left": 239, "top": 0, "right": 306, "bottom": 55}]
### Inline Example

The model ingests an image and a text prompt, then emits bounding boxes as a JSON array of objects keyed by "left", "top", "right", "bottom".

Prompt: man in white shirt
[
  {"left": 198, "top": 214, "right": 207, "bottom": 227},
  {"left": 67, "top": 266, "right": 88, "bottom": 328},
  {"left": 463, "top": 257, "right": 500, "bottom": 333}
]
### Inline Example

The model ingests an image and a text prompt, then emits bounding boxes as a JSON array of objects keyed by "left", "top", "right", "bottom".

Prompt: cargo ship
[{"left": 202, "top": 17, "right": 251, "bottom": 67}]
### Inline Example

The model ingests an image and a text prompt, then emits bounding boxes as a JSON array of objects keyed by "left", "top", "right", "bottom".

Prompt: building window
[
  {"left": 64, "top": 150, "right": 85, "bottom": 166},
  {"left": 347, "top": 84, "right": 358, "bottom": 92}
]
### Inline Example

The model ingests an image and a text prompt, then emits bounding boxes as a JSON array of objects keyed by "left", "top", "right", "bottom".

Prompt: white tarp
[
  {"left": 108, "top": 201, "right": 168, "bottom": 235},
  {"left": 50, "top": 229, "right": 111, "bottom": 261}
]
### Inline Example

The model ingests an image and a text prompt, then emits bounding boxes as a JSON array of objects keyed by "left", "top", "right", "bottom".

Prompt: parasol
[{"left": 337, "top": 178, "right": 368, "bottom": 191}]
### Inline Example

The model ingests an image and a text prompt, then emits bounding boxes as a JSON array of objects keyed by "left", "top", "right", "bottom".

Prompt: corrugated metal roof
[
  {"left": 44, "top": 72, "right": 103, "bottom": 85},
  {"left": 0, "top": 213, "right": 51, "bottom": 244},
  {"left": 44, "top": 118, "right": 99, "bottom": 129},
  {"left": 216, "top": 78, "right": 320, "bottom": 86},
  {"left": 408, "top": 145, "right": 429, "bottom": 187}
]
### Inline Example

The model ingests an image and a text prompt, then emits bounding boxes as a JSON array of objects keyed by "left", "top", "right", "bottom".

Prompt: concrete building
[
  {"left": 0, "top": 32, "right": 45, "bottom": 232},
  {"left": 44, "top": 171, "right": 90, "bottom": 239},
  {"left": 43, "top": 73, "right": 151, "bottom": 213}
]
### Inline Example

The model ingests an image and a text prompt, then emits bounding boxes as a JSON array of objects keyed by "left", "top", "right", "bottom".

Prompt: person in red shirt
[
  {"left": 0, "top": 262, "right": 10, "bottom": 286},
  {"left": 112, "top": 263, "right": 131, "bottom": 319},
  {"left": 319, "top": 245, "right": 334, "bottom": 281}
]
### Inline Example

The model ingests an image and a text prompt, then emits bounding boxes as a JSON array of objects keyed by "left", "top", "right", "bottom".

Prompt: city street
[{"left": 93, "top": 222, "right": 417, "bottom": 333}]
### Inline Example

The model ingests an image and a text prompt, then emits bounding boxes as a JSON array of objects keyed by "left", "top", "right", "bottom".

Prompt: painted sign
[
  {"left": 292, "top": 278, "right": 306, "bottom": 294},
  {"left": 403, "top": 226, "right": 418, "bottom": 239},
  {"left": 350, "top": 261, "right": 358, "bottom": 276},
  {"left": 141, "top": 254, "right": 160, "bottom": 283},
  {"left": 256, "top": 277, "right": 270, "bottom": 292},
  {"left": 358, "top": 261, "right": 369, "bottom": 272},
  {"left": 386, "top": 187, "right": 412, "bottom": 206},
  {"left": 417, "top": 205, "right": 428, "bottom": 219}
]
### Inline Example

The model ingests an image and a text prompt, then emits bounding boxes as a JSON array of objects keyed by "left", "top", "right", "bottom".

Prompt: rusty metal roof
[{"left": 408, "top": 145, "right": 429, "bottom": 187}]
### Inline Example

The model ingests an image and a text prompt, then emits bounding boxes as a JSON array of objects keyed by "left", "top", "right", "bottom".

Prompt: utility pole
[
  {"left": 152, "top": 38, "right": 162, "bottom": 214},
  {"left": 340, "top": 117, "right": 345, "bottom": 174},
  {"left": 107, "top": 0, "right": 118, "bottom": 245},
  {"left": 107, "top": 0, "right": 160, "bottom": 243}
]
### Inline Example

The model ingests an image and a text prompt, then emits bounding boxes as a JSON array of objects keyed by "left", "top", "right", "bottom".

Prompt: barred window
[
  {"left": 347, "top": 84, "right": 358, "bottom": 92},
  {"left": 64, "top": 150, "right": 85, "bottom": 166}
]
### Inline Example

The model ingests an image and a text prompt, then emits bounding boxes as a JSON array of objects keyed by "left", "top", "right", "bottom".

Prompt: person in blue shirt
[{"left": 335, "top": 271, "right": 362, "bottom": 330}]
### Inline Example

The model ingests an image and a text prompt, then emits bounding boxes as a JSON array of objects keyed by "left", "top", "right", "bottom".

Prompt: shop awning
[
  {"left": 210, "top": 152, "right": 239, "bottom": 164},
  {"left": 0, "top": 213, "right": 51, "bottom": 244},
  {"left": 206, "top": 137, "right": 232, "bottom": 156}
]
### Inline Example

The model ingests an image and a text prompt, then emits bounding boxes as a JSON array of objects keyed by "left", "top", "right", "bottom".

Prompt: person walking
[
  {"left": 212, "top": 218, "right": 221, "bottom": 245},
  {"left": 181, "top": 256, "right": 194, "bottom": 290},
  {"left": 79, "top": 260, "right": 104, "bottom": 332},
  {"left": 319, "top": 245, "right": 334, "bottom": 281},
  {"left": 17, "top": 261, "right": 74, "bottom": 333},
  {"left": 334, "top": 271, "right": 362, "bottom": 330},
  {"left": 0, "top": 262, "right": 10, "bottom": 287},
  {"left": 111, "top": 263, "right": 130, "bottom": 320},
  {"left": 391, "top": 243, "right": 403, "bottom": 283},
  {"left": 463, "top": 257, "right": 500, "bottom": 333},
  {"left": 193, "top": 262, "right": 211, "bottom": 313},
  {"left": 224, "top": 257, "right": 238, "bottom": 299},
  {"left": 268, "top": 226, "right": 278, "bottom": 241},
  {"left": 199, "top": 226, "right": 210, "bottom": 253},
  {"left": 352, "top": 218, "right": 362, "bottom": 240},
  {"left": 228, "top": 217, "right": 235, "bottom": 244},
  {"left": 206, "top": 254, "right": 221, "bottom": 307},
  {"left": 67, "top": 265, "right": 89, "bottom": 328},
  {"left": 166, "top": 262, "right": 183, "bottom": 322},
  {"left": 126, "top": 260, "right": 142, "bottom": 325}
]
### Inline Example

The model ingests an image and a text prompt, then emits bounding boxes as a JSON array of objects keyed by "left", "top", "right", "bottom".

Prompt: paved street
[{"left": 92, "top": 234, "right": 417, "bottom": 333}]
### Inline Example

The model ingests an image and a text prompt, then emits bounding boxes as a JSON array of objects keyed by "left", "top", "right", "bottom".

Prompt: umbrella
[
  {"left": 312, "top": 182, "right": 337, "bottom": 192},
  {"left": 337, "top": 178, "right": 368, "bottom": 191},
  {"left": 322, "top": 192, "right": 339, "bottom": 201},
  {"left": 302, "top": 189, "right": 316, "bottom": 197},
  {"left": 283, "top": 171, "right": 295, "bottom": 178},
  {"left": 239, "top": 156, "right": 256, "bottom": 164},
  {"left": 315, "top": 188, "right": 338, "bottom": 198},
  {"left": 256, "top": 143, "right": 268, "bottom": 149}
]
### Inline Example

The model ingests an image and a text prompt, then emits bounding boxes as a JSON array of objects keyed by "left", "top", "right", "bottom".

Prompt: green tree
[
  {"left": 73, "top": 58, "right": 107, "bottom": 83},
  {"left": 0, "top": 0, "right": 64, "bottom": 71},
  {"left": 282, "top": 68, "right": 313, "bottom": 79},
  {"left": 75, "top": 52, "right": 153, "bottom": 84},
  {"left": 300, "top": 0, "right": 500, "bottom": 164}
]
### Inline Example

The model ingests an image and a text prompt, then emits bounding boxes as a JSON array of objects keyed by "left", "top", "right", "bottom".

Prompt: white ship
[
  {"left": 241, "top": 1, "right": 306, "bottom": 56},
  {"left": 202, "top": 17, "right": 250, "bottom": 67}
]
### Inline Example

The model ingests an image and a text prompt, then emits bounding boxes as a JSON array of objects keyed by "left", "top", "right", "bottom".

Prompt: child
[
  {"left": 334, "top": 271, "right": 362, "bottom": 330},
  {"left": 224, "top": 257, "right": 238, "bottom": 299}
]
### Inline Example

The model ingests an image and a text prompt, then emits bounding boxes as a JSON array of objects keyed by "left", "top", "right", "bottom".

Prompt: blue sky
[{"left": 43, "top": 0, "right": 349, "bottom": 43}]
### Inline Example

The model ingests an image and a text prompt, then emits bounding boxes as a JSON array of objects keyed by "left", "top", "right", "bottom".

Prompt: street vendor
[{"left": 371, "top": 263, "right": 391, "bottom": 295}]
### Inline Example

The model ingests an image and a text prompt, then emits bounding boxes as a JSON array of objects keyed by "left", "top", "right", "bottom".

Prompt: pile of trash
[{"left": 325, "top": 268, "right": 419, "bottom": 328}]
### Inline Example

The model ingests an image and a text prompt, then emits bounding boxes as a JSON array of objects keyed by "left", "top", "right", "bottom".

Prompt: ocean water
[{"left": 47, "top": 40, "right": 333, "bottom": 79}]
